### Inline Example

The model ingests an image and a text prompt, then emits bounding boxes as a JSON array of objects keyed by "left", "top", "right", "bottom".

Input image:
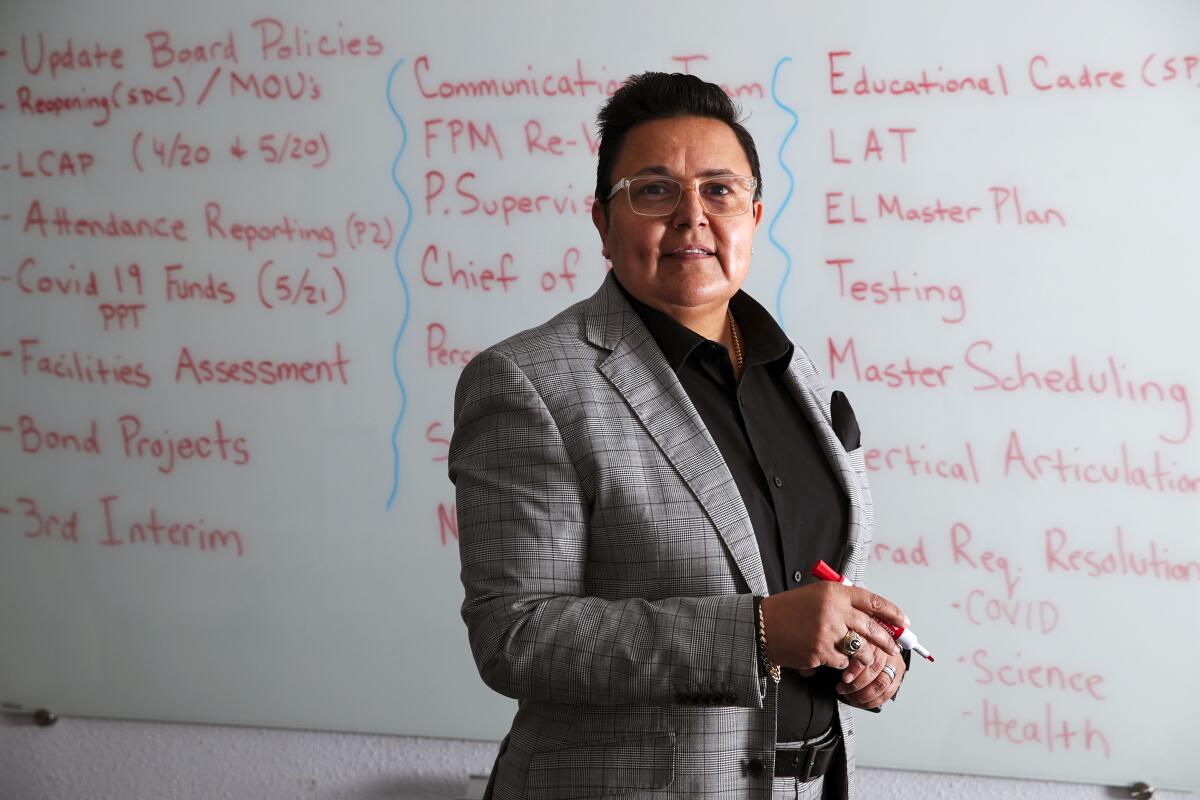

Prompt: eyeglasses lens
[{"left": 627, "top": 177, "right": 754, "bottom": 216}]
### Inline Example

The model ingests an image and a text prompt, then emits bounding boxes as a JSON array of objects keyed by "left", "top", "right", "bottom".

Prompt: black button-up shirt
[{"left": 617, "top": 279, "right": 848, "bottom": 742}]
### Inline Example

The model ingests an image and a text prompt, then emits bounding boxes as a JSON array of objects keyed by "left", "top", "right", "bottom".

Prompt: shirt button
[
  {"left": 793, "top": 570, "right": 803, "bottom": 583},
  {"left": 773, "top": 476, "right": 783, "bottom": 488}
]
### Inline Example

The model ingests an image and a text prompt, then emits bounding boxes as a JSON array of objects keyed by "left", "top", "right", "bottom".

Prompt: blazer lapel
[
  {"left": 585, "top": 276, "right": 769, "bottom": 598},
  {"left": 779, "top": 357, "right": 869, "bottom": 577}
]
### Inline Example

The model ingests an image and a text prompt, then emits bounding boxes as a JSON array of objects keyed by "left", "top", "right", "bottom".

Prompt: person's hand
[
  {"left": 836, "top": 647, "right": 906, "bottom": 709},
  {"left": 760, "top": 582, "right": 904, "bottom": 673}
]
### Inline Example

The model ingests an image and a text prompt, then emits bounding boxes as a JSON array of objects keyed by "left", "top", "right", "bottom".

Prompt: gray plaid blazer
[{"left": 450, "top": 273, "right": 874, "bottom": 799}]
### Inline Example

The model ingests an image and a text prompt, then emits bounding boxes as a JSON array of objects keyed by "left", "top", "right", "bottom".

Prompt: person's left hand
[{"left": 835, "top": 647, "right": 906, "bottom": 709}]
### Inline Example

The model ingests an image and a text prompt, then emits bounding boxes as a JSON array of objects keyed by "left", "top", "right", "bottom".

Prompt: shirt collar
[{"left": 613, "top": 275, "right": 794, "bottom": 372}]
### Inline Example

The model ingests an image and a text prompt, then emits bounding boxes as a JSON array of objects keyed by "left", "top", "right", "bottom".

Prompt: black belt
[{"left": 773, "top": 728, "right": 840, "bottom": 782}]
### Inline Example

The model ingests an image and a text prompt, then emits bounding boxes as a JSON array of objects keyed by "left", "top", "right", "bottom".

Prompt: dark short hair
[{"left": 594, "top": 72, "right": 763, "bottom": 210}]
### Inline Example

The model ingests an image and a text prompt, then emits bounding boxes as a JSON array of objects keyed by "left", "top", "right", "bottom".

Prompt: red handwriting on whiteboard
[
  {"left": 16, "top": 260, "right": 145, "bottom": 319},
  {"left": 165, "top": 264, "right": 236, "bottom": 305},
  {"left": 14, "top": 85, "right": 115, "bottom": 127},
  {"left": 413, "top": 55, "right": 623, "bottom": 101},
  {"left": 985, "top": 187, "right": 1066, "bottom": 225},
  {"left": 254, "top": 132, "right": 331, "bottom": 167},
  {"left": 424, "top": 119, "right": 503, "bottom": 159},
  {"left": 12, "top": 261, "right": 176, "bottom": 332},
  {"left": 524, "top": 119, "right": 600, "bottom": 157},
  {"left": 967, "top": 649, "right": 1107, "bottom": 700},
  {"left": 257, "top": 259, "right": 346, "bottom": 315},
  {"left": 423, "top": 171, "right": 594, "bottom": 225},
  {"left": 131, "top": 131, "right": 212, "bottom": 171},
  {"left": 11, "top": 149, "right": 95, "bottom": 178},
  {"left": 18, "top": 33, "right": 125, "bottom": 77},
  {"left": 98, "top": 495, "right": 244, "bottom": 557},
  {"left": 426, "top": 323, "right": 479, "bottom": 369},
  {"left": 1044, "top": 525, "right": 1200, "bottom": 583},
  {"left": 965, "top": 341, "right": 1192, "bottom": 444},
  {"left": 345, "top": 212, "right": 393, "bottom": 252},
  {"left": 421, "top": 245, "right": 519, "bottom": 292},
  {"left": 826, "top": 189, "right": 1066, "bottom": 226},
  {"left": 203, "top": 202, "right": 336, "bottom": 257},
  {"left": 118, "top": 415, "right": 250, "bottom": 475},
  {"left": 412, "top": 55, "right": 757, "bottom": 102},
  {"left": 97, "top": 302, "right": 145, "bottom": 331},
  {"left": 829, "top": 127, "right": 915, "bottom": 164},
  {"left": 23, "top": 200, "right": 188, "bottom": 241},
  {"left": 1002, "top": 431, "right": 1200, "bottom": 494},
  {"left": 827, "top": 51, "right": 1009, "bottom": 97},
  {"left": 225, "top": 70, "right": 321, "bottom": 102},
  {"left": 438, "top": 502, "right": 458, "bottom": 546},
  {"left": 11, "top": 415, "right": 251, "bottom": 475},
  {"left": 144, "top": 30, "right": 237, "bottom": 68},
  {"left": 173, "top": 342, "right": 350, "bottom": 386},
  {"left": 864, "top": 441, "right": 982, "bottom": 483},
  {"left": 823, "top": 192, "right": 869, "bottom": 224},
  {"left": 950, "top": 521, "right": 1021, "bottom": 598},
  {"left": 426, "top": 422, "right": 450, "bottom": 463},
  {"left": 9, "top": 495, "right": 245, "bottom": 558},
  {"left": 825, "top": 259, "right": 966, "bottom": 323},
  {"left": 249, "top": 18, "right": 384, "bottom": 61},
  {"left": 827, "top": 336, "right": 954, "bottom": 389},
  {"left": 539, "top": 247, "right": 583, "bottom": 293},
  {"left": 953, "top": 589, "right": 1060, "bottom": 634},
  {"left": 669, "top": 55, "right": 764, "bottom": 98},
  {"left": 10, "top": 497, "right": 80, "bottom": 543},
  {"left": 1140, "top": 54, "right": 1200, "bottom": 87},
  {"left": 14, "top": 338, "right": 152, "bottom": 388},
  {"left": 17, "top": 258, "right": 102, "bottom": 298},
  {"left": 15, "top": 260, "right": 158, "bottom": 331},
  {"left": 870, "top": 536, "right": 929, "bottom": 567},
  {"left": 417, "top": 246, "right": 589, "bottom": 294},
  {"left": 129, "top": 131, "right": 331, "bottom": 171},
  {"left": 1027, "top": 56, "right": 1126, "bottom": 91},
  {"left": 970, "top": 699, "right": 1110, "bottom": 758},
  {"left": 17, "top": 415, "right": 100, "bottom": 456}
]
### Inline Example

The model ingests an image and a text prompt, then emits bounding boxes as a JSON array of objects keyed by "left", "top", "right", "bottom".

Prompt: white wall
[{"left": 2, "top": 715, "right": 1193, "bottom": 800}]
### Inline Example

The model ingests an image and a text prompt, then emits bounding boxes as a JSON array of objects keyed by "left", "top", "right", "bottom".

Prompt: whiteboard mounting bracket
[{"left": 0, "top": 704, "right": 58, "bottom": 727}]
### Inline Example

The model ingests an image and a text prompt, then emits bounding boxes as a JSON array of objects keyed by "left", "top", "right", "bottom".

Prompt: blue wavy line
[
  {"left": 768, "top": 57, "right": 798, "bottom": 331},
  {"left": 385, "top": 57, "right": 413, "bottom": 511}
]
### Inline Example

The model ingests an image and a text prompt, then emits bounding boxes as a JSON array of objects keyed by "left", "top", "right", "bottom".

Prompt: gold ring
[{"left": 838, "top": 630, "right": 863, "bottom": 657}]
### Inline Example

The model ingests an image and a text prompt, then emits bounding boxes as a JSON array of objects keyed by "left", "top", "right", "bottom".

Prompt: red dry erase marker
[{"left": 811, "top": 560, "right": 935, "bottom": 662}]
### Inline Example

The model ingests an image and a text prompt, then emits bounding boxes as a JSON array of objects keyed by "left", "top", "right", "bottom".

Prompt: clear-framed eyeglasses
[{"left": 606, "top": 174, "right": 758, "bottom": 217}]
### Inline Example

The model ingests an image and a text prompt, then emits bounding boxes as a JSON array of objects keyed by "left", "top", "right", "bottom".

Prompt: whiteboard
[{"left": 1, "top": 0, "right": 1197, "bottom": 791}]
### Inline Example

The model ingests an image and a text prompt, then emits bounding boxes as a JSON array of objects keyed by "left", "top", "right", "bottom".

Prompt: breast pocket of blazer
[
  {"left": 525, "top": 731, "right": 675, "bottom": 800},
  {"left": 844, "top": 445, "right": 867, "bottom": 475},
  {"left": 844, "top": 445, "right": 873, "bottom": 508}
]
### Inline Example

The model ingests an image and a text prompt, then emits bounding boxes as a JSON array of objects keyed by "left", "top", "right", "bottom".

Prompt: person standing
[{"left": 450, "top": 71, "right": 909, "bottom": 799}]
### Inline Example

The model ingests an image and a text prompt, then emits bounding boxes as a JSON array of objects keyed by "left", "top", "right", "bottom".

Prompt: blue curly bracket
[
  {"left": 385, "top": 57, "right": 414, "bottom": 511},
  {"left": 768, "top": 56, "right": 798, "bottom": 331}
]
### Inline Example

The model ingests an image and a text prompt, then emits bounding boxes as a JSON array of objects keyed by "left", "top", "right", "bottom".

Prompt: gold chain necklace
[{"left": 727, "top": 308, "right": 744, "bottom": 372}]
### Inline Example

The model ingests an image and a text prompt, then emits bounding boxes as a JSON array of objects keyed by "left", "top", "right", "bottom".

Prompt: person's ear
[
  {"left": 591, "top": 199, "right": 609, "bottom": 237},
  {"left": 591, "top": 200, "right": 610, "bottom": 255}
]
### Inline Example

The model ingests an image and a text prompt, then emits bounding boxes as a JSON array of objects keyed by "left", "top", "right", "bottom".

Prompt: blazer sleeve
[{"left": 449, "top": 348, "right": 766, "bottom": 708}]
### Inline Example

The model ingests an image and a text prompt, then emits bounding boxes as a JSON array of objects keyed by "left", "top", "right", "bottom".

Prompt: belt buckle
[
  {"left": 798, "top": 745, "right": 820, "bottom": 783},
  {"left": 799, "top": 729, "right": 838, "bottom": 783}
]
